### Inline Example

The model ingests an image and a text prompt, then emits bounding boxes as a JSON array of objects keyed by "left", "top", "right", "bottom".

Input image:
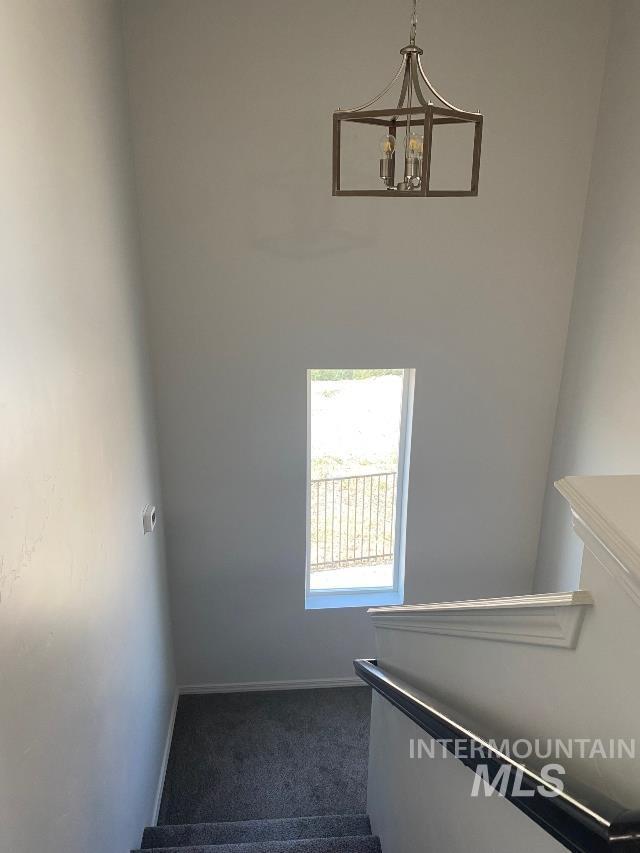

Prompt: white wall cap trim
[
  {"left": 556, "top": 474, "right": 640, "bottom": 608},
  {"left": 368, "top": 591, "right": 593, "bottom": 648}
]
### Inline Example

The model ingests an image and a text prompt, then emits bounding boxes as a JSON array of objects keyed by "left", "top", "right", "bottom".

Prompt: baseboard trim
[
  {"left": 151, "top": 689, "right": 179, "bottom": 826},
  {"left": 178, "top": 676, "right": 364, "bottom": 695}
]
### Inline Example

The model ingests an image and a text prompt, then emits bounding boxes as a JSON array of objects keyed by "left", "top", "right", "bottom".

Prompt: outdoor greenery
[
  {"left": 309, "top": 369, "right": 402, "bottom": 382},
  {"left": 309, "top": 372, "right": 402, "bottom": 480},
  {"left": 309, "top": 372, "right": 403, "bottom": 575}
]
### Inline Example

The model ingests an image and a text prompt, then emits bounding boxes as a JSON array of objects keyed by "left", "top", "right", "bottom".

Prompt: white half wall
[
  {"left": 535, "top": 0, "right": 640, "bottom": 592},
  {"left": 367, "top": 478, "right": 640, "bottom": 852},
  {"left": 122, "top": 0, "right": 611, "bottom": 684},
  {"left": 0, "top": 3, "right": 175, "bottom": 852}
]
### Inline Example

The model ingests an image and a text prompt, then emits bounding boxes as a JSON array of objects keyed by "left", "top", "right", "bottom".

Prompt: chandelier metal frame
[{"left": 332, "top": 1, "right": 483, "bottom": 198}]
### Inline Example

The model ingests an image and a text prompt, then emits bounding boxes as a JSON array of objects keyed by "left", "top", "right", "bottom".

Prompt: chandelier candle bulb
[
  {"left": 379, "top": 134, "right": 396, "bottom": 187},
  {"left": 380, "top": 135, "right": 396, "bottom": 156},
  {"left": 405, "top": 132, "right": 424, "bottom": 185}
]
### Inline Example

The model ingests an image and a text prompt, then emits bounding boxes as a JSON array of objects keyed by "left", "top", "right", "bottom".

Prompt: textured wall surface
[
  {"left": 0, "top": 3, "right": 175, "bottom": 851},
  {"left": 536, "top": 0, "right": 640, "bottom": 592},
  {"left": 123, "top": 0, "right": 610, "bottom": 685}
]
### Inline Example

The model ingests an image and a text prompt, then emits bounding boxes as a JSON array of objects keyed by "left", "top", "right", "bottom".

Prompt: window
[{"left": 306, "top": 369, "right": 414, "bottom": 609}]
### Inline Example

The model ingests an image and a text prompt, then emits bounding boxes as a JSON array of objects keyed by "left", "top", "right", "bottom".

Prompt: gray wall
[
  {"left": 535, "top": 0, "right": 640, "bottom": 592},
  {"left": 123, "top": 0, "right": 610, "bottom": 685},
  {"left": 0, "top": 3, "right": 175, "bottom": 852}
]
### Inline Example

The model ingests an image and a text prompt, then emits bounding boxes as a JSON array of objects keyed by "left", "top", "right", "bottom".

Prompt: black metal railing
[
  {"left": 310, "top": 472, "right": 397, "bottom": 569},
  {"left": 354, "top": 658, "right": 640, "bottom": 853}
]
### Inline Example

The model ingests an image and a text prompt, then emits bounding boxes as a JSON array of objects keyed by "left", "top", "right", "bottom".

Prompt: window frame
[{"left": 305, "top": 368, "right": 415, "bottom": 610}]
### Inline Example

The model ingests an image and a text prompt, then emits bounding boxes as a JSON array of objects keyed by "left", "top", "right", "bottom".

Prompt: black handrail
[{"left": 354, "top": 658, "right": 640, "bottom": 852}]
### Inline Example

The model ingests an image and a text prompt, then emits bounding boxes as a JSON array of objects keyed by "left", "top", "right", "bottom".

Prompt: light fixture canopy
[{"left": 332, "top": 0, "right": 483, "bottom": 198}]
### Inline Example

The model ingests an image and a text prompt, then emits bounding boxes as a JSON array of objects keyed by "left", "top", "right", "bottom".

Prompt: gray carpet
[
  {"left": 135, "top": 837, "right": 381, "bottom": 853},
  {"left": 158, "top": 687, "right": 372, "bottom": 825},
  {"left": 143, "top": 814, "right": 372, "bottom": 848}
]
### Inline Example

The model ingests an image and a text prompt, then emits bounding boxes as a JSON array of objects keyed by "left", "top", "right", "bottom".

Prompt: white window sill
[{"left": 306, "top": 589, "right": 404, "bottom": 610}]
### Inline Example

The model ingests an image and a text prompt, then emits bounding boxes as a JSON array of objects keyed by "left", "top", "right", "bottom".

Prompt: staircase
[{"left": 134, "top": 813, "right": 381, "bottom": 853}]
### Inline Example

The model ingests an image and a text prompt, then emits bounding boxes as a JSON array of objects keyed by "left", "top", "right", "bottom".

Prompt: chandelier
[{"left": 332, "top": 0, "right": 483, "bottom": 197}]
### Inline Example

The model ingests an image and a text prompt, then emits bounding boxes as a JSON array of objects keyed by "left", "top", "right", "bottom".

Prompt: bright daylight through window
[{"left": 306, "top": 369, "right": 414, "bottom": 608}]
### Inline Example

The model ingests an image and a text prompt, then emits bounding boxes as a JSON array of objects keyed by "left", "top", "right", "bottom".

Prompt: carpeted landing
[{"left": 133, "top": 686, "right": 379, "bottom": 853}]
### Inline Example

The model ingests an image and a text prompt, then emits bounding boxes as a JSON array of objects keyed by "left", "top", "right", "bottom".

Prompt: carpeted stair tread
[
  {"left": 159, "top": 689, "right": 370, "bottom": 824},
  {"left": 142, "top": 815, "right": 372, "bottom": 848},
  {"left": 134, "top": 834, "right": 381, "bottom": 853}
]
